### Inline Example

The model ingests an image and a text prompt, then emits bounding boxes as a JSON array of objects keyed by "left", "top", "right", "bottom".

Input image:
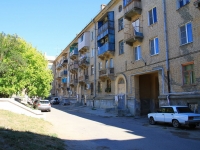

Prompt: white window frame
[
  {"left": 91, "top": 48, "right": 94, "bottom": 57},
  {"left": 99, "top": 62, "right": 102, "bottom": 70},
  {"left": 134, "top": 45, "right": 141, "bottom": 61},
  {"left": 91, "top": 31, "right": 94, "bottom": 41},
  {"left": 110, "top": 58, "right": 114, "bottom": 68},
  {"left": 179, "top": 22, "right": 193, "bottom": 45},
  {"left": 150, "top": 37, "right": 159, "bottom": 55},
  {"left": 148, "top": 7, "right": 157, "bottom": 26},
  {"left": 91, "top": 65, "right": 94, "bottom": 75},
  {"left": 80, "top": 34, "right": 84, "bottom": 42},
  {"left": 118, "top": 17, "right": 123, "bottom": 31}
]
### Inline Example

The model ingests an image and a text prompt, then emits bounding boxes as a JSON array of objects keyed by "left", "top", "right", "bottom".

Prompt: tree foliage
[{"left": 0, "top": 33, "right": 53, "bottom": 98}]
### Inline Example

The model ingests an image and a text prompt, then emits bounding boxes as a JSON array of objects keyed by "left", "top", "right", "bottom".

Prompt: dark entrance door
[{"left": 139, "top": 72, "right": 159, "bottom": 115}]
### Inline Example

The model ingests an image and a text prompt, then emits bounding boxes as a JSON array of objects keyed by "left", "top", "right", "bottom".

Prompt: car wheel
[
  {"left": 189, "top": 124, "right": 196, "bottom": 129},
  {"left": 172, "top": 119, "right": 180, "bottom": 128},
  {"left": 149, "top": 117, "right": 156, "bottom": 125}
]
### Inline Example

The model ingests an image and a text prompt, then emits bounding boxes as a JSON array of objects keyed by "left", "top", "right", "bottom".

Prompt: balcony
[
  {"left": 69, "top": 61, "right": 79, "bottom": 74},
  {"left": 56, "top": 64, "right": 62, "bottom": 70},
  {"left": 124, "top": 0, "right": 142, "bottom": 21},
  {"left": 61, "top": 59, "right": 68, "bottom": 67},
  {"left": 78, "top": 32, "right": 90, "bottom": 53},
  {"left": 56, "top": 74, "right": 61, "bottom": 80},
  {"left": 70, "top": 79, "right": 78, "bottom": 87},
  {"left": 97, "top": 21, "right": 114, "bottom": 41},
  {"left": 194, "top": 0, "right": 200, "bottom": 8},
  {"left": 124, "top": 25, "right": 143, "bottom": 46},
  {"left": 78, "top": 75, "right": 89, "bottom": 85},
  {"left": 78, "top": 55, "right": 90, "bottom": 69},
  {"left": 98, "top": 42, "right": 115, "bottom": 60},
  {"left": 99, "top": 68, "right": 115, "bottom": 81},
  {"left": 60, "top": 70, "right": 68, "bottom": 77},
  {"left": 69, "top": 47, "right": 78, "bottom": 60}
]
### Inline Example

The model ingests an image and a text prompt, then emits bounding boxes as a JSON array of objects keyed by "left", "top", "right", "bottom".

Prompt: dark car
[
  {"left": 50, "top": 97, "right": 60, "bottom": 105},
  {"left": 62, "top": 99, "right": 70, "bottom": 106}
]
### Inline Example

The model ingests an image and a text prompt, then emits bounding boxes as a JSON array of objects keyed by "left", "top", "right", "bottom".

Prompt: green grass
[{"left": 0, "top": 109, "right": 65, "bottom": 150}]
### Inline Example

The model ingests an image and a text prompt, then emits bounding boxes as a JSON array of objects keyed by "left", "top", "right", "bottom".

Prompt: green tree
[{"left": 0, "top": 33, "right": 53, "bottom": 98}]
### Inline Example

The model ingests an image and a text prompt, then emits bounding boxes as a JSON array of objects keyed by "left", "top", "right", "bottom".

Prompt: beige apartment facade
[{"left": 53, "top": 0, "right": 200, "bottom": 116}]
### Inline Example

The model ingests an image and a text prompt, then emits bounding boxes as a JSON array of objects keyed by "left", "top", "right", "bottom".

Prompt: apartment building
[{"left": 53, "top": 0, "right": 200, "bottom": 116}]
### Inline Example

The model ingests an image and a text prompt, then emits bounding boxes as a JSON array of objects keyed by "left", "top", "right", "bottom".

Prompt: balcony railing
[
  {"left": 98, "top": 42, "right": 115, "bottom": 56},
  {"left": 60, "top": 70, "right": 68, "bottom": 76},
  {"left": 61, "top": 77, "right": 67, "bottom": 84},
  {"left": 98, "top": 21, "right": 114, "bottom": 35},
  {"left": 124, "top": 25, "right": 143, "bottom": 46},
  {"left": 78, "top": 75, "right": 89, "bottom": 82},
  {"left": 69, "top": 48, "right": 78, "bottom": 58},
  {"left": 61, "top": 59, "right": 68, "bottom": 66},
  {"left": 69, "top": 61, "right": 79, "bottom": 73},
  {"left": 99, "top": 68, "right": 114, "bottom": 78},
  {"left": 124, "top": 0, "right": 142, "bottom": 20},
  {"left": 70, "top": 79, "right": 78, "bottom": 86},
  {"left": 56, "top": 74, "right": 62, "bottom": 80},
  {"left": 78, "top": 55, "right": 90, "bottom": 68},
  {"left": 56, "top": 64, "right": 62, "bottom": 70}
]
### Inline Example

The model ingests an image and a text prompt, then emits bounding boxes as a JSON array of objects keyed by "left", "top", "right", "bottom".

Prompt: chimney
[{"left": 101, "top": 4, "right": 106, "bottom": 10}]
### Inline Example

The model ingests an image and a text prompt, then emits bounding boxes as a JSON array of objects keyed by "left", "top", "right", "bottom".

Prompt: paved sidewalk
[{"left": 63, "top": 104, "right": 117, "bottom": 117}]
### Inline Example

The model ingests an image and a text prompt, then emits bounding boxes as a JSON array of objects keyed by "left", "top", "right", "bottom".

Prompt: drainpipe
[
  {"left": 93, "top": 19, "right": 97, "bottom": 99},
  {"left": 162, "top": 0, "right": 171, "bottom": 97}
]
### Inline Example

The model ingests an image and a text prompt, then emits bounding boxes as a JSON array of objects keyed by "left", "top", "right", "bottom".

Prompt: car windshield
[
  {"left": 176, "top": 107, "right": 193, "bottom": 113},
  {"left": 40, "top": 101, "right": 49, "bottom": 104}
]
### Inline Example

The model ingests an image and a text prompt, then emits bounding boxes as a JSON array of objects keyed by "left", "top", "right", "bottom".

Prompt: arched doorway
[{"left": 118, "top": 78, "right": 125, "bottom": 94}]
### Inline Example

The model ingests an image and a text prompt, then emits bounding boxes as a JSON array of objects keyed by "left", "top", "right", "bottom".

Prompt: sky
[{"left": 0, "top": 0, "right": 110, "bottom": 57}]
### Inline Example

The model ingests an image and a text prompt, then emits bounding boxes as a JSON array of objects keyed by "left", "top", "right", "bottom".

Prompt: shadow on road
[{"left": 0, "top": 127, "right": 65, "bottom": 150}]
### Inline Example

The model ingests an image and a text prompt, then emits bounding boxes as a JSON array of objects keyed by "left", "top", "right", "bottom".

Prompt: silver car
[{"left": 33, "top": 100, "right": 51, "bottom": 112}]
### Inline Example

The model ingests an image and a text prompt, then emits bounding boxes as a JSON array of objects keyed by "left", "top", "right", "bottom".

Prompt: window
[
  {"left": 80, "top": 34, "right": 84, "bottom": 42},
  {"left": 150, "top": 37, "right": 159, "bottom": 55},
  {"left": 118, "top": 17, "right": 123, "bottom": 31},
  {"left": 91, "top": 65, "right": 94, "bottom": 75},
  {"left": 134, "top": 46, "right": 141, "bottom": 61},
  {"left": 119, "top": 40, "right": 124, "bottom": 55},
  {"left": 98, "top": 81, "right": 102, "bottom": 93},
  {"left": 123, "top": 0, "right": 132, "bottom": 7},
  {"left": 180, "top": 22, "right": 193, "bottom": 45},
  {"left": 105, "top": 80, "right": 111, "bottom": 93},
  {"left": 148, "top": 7, "right": 157, "bottom": 25},
  {"left": 91, "top": 31, "right": 94, "bottom": 40},
  {"left": 91, "top": 48, "right": 94, "bottom": 57},
  {"left": 182, "top": 62, "right": 195, "bottom": 85},
  {"left": 99, "top": 62, "right": 102, "bottom": 70},
  {"left": 105, "top": 60, "right": 108, "bottom": 68},
  {"left": 119, "top": 5, "right": 122, "bottom": 12},
  {"left": 90, "top": 83, "right": 93, "bottom": 95},
  {"left": 110, "top": 58, "right": 113, "bottom": 68},
  {"left": 177, "top": 0, "right": 190, "bottom": 9}
]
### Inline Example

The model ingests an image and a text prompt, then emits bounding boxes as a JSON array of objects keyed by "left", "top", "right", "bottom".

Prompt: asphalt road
[{"left": 45, "top": 105, "right": 200, "bottom": 150}]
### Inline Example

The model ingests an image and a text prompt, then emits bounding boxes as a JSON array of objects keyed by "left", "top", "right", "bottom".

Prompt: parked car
[
  {"left": 50, "top": 97, "right": 60, "bottom": 105},
  {"left": 148, "top": 106, "right": 200, "bottom": 128},
  {"left": 62, "top": 99, "right": 70, "bottom": 106},
  {"left": 33, "top": 100, "right": 51, "bottom": 112}
]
